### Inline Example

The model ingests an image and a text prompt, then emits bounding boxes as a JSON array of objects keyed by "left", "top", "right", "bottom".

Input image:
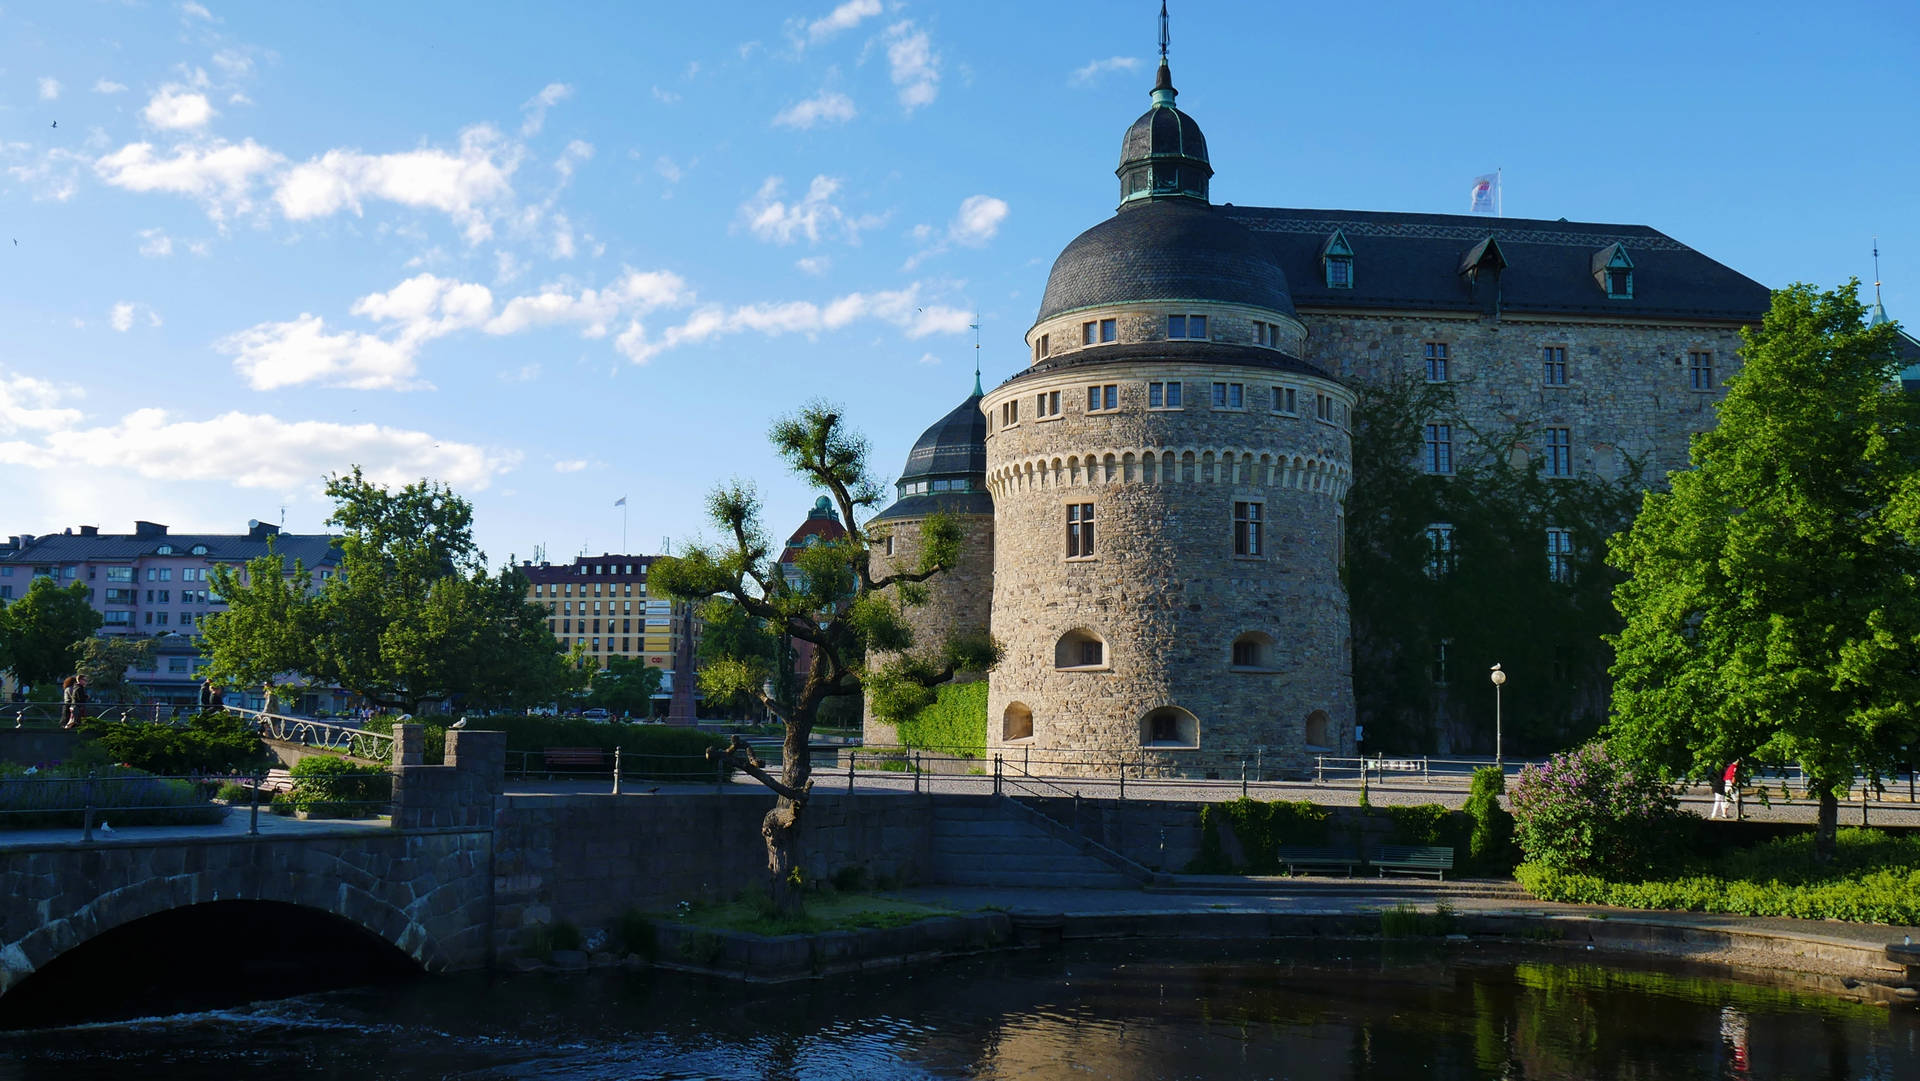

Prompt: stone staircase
[{"left": 928, "top": 795, "right": 1150, "bottom": 889}]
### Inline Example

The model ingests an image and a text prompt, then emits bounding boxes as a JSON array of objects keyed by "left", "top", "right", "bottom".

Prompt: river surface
[{"left": 4, "top": 941, "right": 1915, "bottom": 1079}]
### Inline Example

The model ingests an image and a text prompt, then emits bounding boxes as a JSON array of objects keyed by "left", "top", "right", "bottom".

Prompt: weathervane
[
  {"left": 1874, "top": 236, "right": 1883, "bottom": 305},
  {"left": 970, "top": 310, "right": 983, "bottom": 396}
]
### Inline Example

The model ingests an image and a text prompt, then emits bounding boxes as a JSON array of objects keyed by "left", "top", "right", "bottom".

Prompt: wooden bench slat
[
  {"left": 1277, "top": 844, "right": 1364, "bottom": 877},
  {"left": 1369, "top": 844, "right": 1455, "bottom": 880}
]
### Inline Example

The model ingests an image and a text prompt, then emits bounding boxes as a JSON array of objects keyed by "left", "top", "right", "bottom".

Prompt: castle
[{"left": 861, "top": 29, "right": 1856, "bottom": 778}]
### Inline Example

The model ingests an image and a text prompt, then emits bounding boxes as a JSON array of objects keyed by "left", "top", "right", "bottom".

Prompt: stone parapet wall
[
  {"left": 391, "top": 727, "right": 504, "bottom": 831},
  {"left": 1026, "top": 300, "right": 1307, "bottom": 363}
]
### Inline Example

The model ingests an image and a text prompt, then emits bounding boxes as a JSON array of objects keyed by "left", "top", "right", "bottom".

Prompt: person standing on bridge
[
  {"left": 60, "top": 675, "right": 77, "bottom": 728},
  {"left": 198, "top": 679, "right": 216, "bottom": 711},
  {"left": 262, "top": 679, "right": 278, "bottom": 716}
]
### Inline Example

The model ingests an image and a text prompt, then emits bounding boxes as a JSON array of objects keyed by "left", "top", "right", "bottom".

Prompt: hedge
[
  {"left": 78, "top": 711, "right": 269, "bottom": 776},
  {"left": 893, "top": 681, "right": 987, "bottom": 759}
]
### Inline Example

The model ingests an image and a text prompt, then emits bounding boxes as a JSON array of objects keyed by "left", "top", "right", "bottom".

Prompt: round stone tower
[
  {"left": 982, "top": 50, "right": 1357, "bottom": 778},
  {"left": 862, "top": 382, "right": 995, "bottom": 747}
]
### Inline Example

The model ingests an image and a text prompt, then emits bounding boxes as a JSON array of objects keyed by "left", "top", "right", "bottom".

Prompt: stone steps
[{"left": 928, "top": 797, "right": 1143, "bottom": 889}]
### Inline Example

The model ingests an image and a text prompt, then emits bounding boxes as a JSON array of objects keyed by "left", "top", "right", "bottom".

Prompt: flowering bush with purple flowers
[{"left": 1508, "top": 741, "right": 1684, "bottom": 876}]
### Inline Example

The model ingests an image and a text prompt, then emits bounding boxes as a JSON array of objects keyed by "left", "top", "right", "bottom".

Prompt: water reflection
[{"left": 2, "top": 940, "right": 1913, "bottom": 1079}]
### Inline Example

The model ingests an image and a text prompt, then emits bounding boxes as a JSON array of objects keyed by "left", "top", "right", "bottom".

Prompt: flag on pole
[
  {"left": 614, "top": 496, "right": 626, "bottom": 507},
  {"left": 1469, "top": 172, "right": 1500, "bottom": 216}
]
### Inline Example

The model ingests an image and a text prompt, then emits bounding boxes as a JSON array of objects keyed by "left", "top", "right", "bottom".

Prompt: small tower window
[
  {"left": 1168, "top": 314, "right": 1208, "bottom": 339},
  {"left": 1321, "top": 229, "right": 1355, "bottom": 289}
]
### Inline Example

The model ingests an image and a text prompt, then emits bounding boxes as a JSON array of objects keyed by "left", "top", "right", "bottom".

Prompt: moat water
[{"left": 4, "top": 941, "right": 1915, "bottom": 1079}]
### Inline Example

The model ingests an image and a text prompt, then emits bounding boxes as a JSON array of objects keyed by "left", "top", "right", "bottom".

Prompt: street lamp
[{"left": 1489, "top": 663, "right": 1507, "bottom": 772}]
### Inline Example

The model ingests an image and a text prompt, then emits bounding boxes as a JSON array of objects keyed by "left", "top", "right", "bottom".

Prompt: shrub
[
  {"left": 214, "top": 781, "right": 252, "bottom": 803},
  {"left": 1380, "top": 900, "right": 1458, "bottom": 938},
  {"left": 893, "top": 681, "right": 988, "bottom": 759},
  {"left": 288, "top": 755, "right": 391, "bottom": 817},
  {"left": 1465, "top": 766, "right": 1518, "bottom": 875},
  {"left": 1508, "top": 741, "right": 1684, "bottom": 876},
  {"left": 0, "top": 763, "right": 224, "bottom": 828},
  {"left": 80, "top": 711, "right": 268, "bottom": 775},
  {"left": 1188, "top": 798, "right": 1331, "bottom": 873},
  {"left": 1380, "top": 803, "right": 1460, "bottom": 847}
]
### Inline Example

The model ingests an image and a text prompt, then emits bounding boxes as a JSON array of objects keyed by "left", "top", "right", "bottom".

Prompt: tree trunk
[
  {"left": 1814, "top": 788, "right": 1839, "bottom": 865},
  {"left": 762, "top": 797, "right": 804, "bottom": 917}
]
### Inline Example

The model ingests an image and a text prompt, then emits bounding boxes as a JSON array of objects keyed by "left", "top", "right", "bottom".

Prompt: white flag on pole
[
  {"left": 614, "top": 496, "right": 627, "bottom": 507},
  {"left": 1469, "top": 172, "right": 1500, "bottom": 216}
]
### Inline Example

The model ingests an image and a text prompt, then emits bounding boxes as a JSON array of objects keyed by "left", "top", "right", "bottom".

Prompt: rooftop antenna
[
  {"left": 279, "top": 505, "right": 286, "bottom": 528},
  {"left": 970, "top": 310, "right": 983, "bottom": 395}
]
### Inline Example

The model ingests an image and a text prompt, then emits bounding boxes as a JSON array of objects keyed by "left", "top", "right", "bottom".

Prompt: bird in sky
[{"left": 50, "top": 121, "right": 57, "bottom": 128}]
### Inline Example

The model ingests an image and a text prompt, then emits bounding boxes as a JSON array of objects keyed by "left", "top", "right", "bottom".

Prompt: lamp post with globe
[{"left": 1489, "top": 663, "right": 1507, "bottom": 773}]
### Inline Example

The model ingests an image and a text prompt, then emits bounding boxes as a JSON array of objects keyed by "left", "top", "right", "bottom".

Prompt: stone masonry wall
[
  {"left": 982, "top": 357, "right": 1357, "bottom": 778},
  {"left": 862, "top": 513, "right": 995, "bottom": 746},
  {"left": 489, "top": 792, "right": 931, "bottom": 956},
  {"left": 1301, "top": 311, "right": 1745, "bottom": 482}
]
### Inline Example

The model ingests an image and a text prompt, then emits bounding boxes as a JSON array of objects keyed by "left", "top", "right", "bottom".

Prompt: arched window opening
[
  {"left": 1003, "top": 702, "right": 1034, "bottom": 742},
  {"left": 1304, "top": 710, "right": 1332, "bottom": 750},
  {"left": 1140, "top": 706, "right": 1199, "bottom": 748},
  {"left": 1054, "top": 628, "right": 1108, "bottom": 670},
  {"left": 1230, "top": 632, "right": 1276, "bottom": 671}
]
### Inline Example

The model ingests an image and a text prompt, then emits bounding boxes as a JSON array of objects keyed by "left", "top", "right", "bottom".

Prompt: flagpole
[
  {"left": 1497, "top": 167, "right": 1503, "bottom": 218},
  {"left": 622, "top": 501, "right": 628, "bottom": 554}
]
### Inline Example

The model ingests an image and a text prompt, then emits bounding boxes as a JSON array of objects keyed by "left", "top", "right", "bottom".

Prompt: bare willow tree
[{"left": 650, "top": 403, "right": 998, "bottom": 914}]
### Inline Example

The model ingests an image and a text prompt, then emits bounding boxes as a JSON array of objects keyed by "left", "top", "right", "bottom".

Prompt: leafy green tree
[
  {"left": 74, "top": 635, "right": 159, "bottom": 705},
  {"left": 204, "top": 468, "right": 580, "bottom": 713},
  {"left": 1346, "top": 376, "right": 1638, "bottom": 754},
  {"left": 692, "top": 598, "right": 779, "bottom": 718},
  {"left": 586, "top": 655, "right": 664, "bottom": 716},
  {"left": 0, "top": 577, "right": 103, "bottom": 692},
  {"left": 1607, "top": 281, "right": 1920, "bottom": 862},
  {"left": 651, "top": 403, "right": 998, "bottom": 915}
]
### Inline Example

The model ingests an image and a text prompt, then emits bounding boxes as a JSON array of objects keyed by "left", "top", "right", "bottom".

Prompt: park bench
[
  {"left": 1276, "top": 845, "right": 1365, "bottom": 877},
  {"left": 231, "top": 769, "right": 295, "bottom": 799},
  {"left": 1369, "top": 844, "right": 1455, "bottom": 880},
  {"left": 543, "top": 747, "right": 609, "bottom": 777}
]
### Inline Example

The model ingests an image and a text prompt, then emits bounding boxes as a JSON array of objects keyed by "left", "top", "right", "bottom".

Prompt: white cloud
[
  {"left": 93, "top": 78, "right": 128, "bottom": 94},
  {"left": 805, "top": 0, "right": 880, "bottom": 43},
  {"left": 210, "top": 49, "right": 254, "bottom": 79},
  {"left": 108, "top": 302, "right": 162, "bottom": 332},
  {"left": 501, "top": 363, "right": 542, "bottom": 383},
  {"left": 483, "top": 269, "right": 688, "bottom": 337},
  {"left": 884, "top": 22, "right": 939, "bottom": 110},
  {"left": 0, "top": 370, "right": 85, "bottom": 436},
  {"left": 917, "top": 352, "right": 940, "bottom": 365},
  {"left": 552, "top": 459, "right": 590, "bottom": 473},
  {"left": 272, "top": 125, "right": 520, "bottom": 243},
  {"left": 1070, "top": 56, "right": 1141, "bottom": 85},
  {"left": 38, "top": 77, "right": 62, "bottom": 102},
  {"left": 740, "top": 175, "right": 881, "bottom": 246},
  {"left": 650, "top": 86, "right": 681, "bottom": 105},
  {"left": 180, "top": 2, "right": 213, "bottom": 20},
  {"left": 795, "top": 256, "right": 831, "bottom": 276},
  {"left": 949, "top": 194, "right": 1008, "bottom": 246},
  {"left": 615, "top": 283, "right": 969, "bottom": 364},
  {"left": 94, "top": 138, "right": 281, "bottom": 221},
  {"left": 137, "top": 229, "right": 174, "bottom": 257},
  {"left": 7, "top": 147, "right": 87, "bottom": 202},
  {"left": 655, "top": 156, "right": 684, "bottom": 184},
  {"left": 519, "top": 82, "right": 573, "bottom": 137},
  {"left": 144, "top": 85, "right": 216, "bottom": 130},
  {"left": 553, "top": 139, "right": 593, "bottom": 180},
  {"left": 772, "top": 90, "right": 856, "bottom": 130},
  {"left": 221, "top": 314, "right": 428, "bottom": 391}
]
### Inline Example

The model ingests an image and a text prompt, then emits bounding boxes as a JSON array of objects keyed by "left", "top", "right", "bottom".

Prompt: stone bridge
[{"left": 0, "top": 725, "right": 503, "bottom": 1001}]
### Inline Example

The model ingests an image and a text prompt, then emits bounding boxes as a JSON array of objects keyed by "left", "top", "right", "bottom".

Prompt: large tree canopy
[
  {"left": 0, "top": 577, "right": 103, "bottom": 693},
  {"left": 650, "top": 403, "right": 997, "bottom": 915},
  {"left": 1345, "top": 376, "right": 1638, "bottom": 755},
  {"left": 202, "top": 468, "right": 579, "bottom": 713},
  {"left": 1606, "top": 281, "right": 1920, "bottom": 861}
]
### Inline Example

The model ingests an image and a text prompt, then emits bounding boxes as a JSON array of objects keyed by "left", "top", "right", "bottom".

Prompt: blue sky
[{"left": 3, "top": 0, "right": 1915, "bottom": 565}]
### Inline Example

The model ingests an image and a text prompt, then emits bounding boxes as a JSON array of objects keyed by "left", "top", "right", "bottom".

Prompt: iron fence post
[
  {"left": 993, "top": 754, "right": 1002, "bottom": 797},
  {"left": 1118, "top": 759, "right": 1125, "bottom": 802},
  {"left": 1158, "top": 826, "right": 1167, "bottom": 872},
  {"left": 1241, "top": 759, "right": 1247, "bottom": 799},
  {"left": 82, "top": 770, "right": 96, "bottom": 843},
  {"left": 913, "top": 752, "right": 921, "bottom": 795},
  {"left": 249, "top": 772, "right": 260, "bottom": 836},
  {"left": 1315, "top": 755, "right": 1324, "bottom": 785},
  {"left": 848, "top": 751, "right": 857, "bottom": 794},
  {"left": 612, "top": 746, "right": 622, "bottom": 795},
  {"left": 714, "top": 755, "right": 724, "bottom": 793},
  {"left": 1256, "top": 745, "right": 1264, "bottom": 782}
]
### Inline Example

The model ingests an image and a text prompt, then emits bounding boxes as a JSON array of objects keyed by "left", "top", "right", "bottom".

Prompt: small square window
[
  {"left": 1148, "top": 380, "right": 1183, "bottom": 409},
  {"left": 1100, "top": 318, "right": 1116, "bottom": 342},
  {"left": 1543, "top": 346, "right": 1569, "bottom": 386},
  {"left": 1273, "top": 386, "right": 1297, "bottom": 415},
  {"left": 1082, "top": 321, "right": 1096, "bottom": 345},
  {"left": 1168, "top": 313, "right": 1208, "bottom": 340},
  {"left": 1211, "top": 382, "right": 1244, "bottom": 409},
  {"left": 1543, "top": 427, "right": 1572, "bottom": 477},
  {"left": 1086, "top": 384, "right": 1118, "bottom": 412},
  {"left": 1688, "top": 351, "right": 1714, "bottom": 391}
]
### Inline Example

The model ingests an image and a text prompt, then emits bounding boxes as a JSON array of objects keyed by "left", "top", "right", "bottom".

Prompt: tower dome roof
[
  {"left": 1035, "top": 199, "right": 1296, "bottom": 324},
  {"left": 1115, "top": 61, "right": 1213, "bottom": 206},
  {"left": 872, "top": 389, "right": 991, "bottom": 522}
]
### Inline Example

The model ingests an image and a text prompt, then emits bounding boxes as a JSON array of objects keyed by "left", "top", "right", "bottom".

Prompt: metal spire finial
[
  {"left": 1874, "top": 236, "right": 1883, "bottom": 304},
  {"left": 970, "top": 311, "right": 983, "bottom": 396},
  {"left": 1159, "top": 1, "right": 1169, "bottom": 63}
]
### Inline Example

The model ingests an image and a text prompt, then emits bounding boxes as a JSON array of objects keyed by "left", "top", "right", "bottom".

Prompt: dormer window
[
  {"left": 190, "top": 544, "right": 208, "bottom": 555},
  {"left": 155, "top": 544, "right": 173, "bottom": 555},
  {"left": 1593, "top": 243, "right": 1634, "bottom": 299},
  {"left": 1321, "top": 229, "right": 1354, "bottom": 289}
]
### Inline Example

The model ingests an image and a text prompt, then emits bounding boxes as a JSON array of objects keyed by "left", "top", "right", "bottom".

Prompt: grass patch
[
  {"left": 892, "top": 681, "right": 986, "bottom": 759},
  {"left": 1379, "top": 901, "right": 1458, "bottom": 938},
  {"left": 1516, "top": 828, "right": 1920, "bottom": 924},
  {"left": 670, "top": 893, "right": 957, "bottom": 937}
]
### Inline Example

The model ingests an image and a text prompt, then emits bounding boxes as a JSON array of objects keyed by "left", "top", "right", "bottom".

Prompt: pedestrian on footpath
[
  {"left": 1712, "top": 759, "right": 1741, "bottom": 820},
  {"left": 60, "top": 675, "right": 77, "bottom": 728}
]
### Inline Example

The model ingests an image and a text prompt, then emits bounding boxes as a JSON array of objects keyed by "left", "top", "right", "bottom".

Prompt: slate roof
[
  {"left": 870, "top": 490, "right": 995, "bottom": 523},
  {"left": 1037, "top": 200, "right": 1296, "bottom": 324},
  {"left": 1008, "top": 339, "right": 1336, "bottom": 385},
  {"left": 0, "top": 528, "right": 340, "bottom": 568},
  {"left": 1224, "top": 207, "right": 1772, "bottom": 322},
  {"left": 872, "top": 391, "right": 991, "bottom": 523}
]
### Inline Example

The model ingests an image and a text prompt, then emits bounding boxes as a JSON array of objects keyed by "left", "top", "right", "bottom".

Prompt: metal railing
[
  {"left": 0, "top": 768, "right": 390, "bottom": 840},
  {"left": 223, "top": 706, "right": 395, "bottom": 762},
  {"left": 6, "top": 701, "right": 173, "bottom": 728}
]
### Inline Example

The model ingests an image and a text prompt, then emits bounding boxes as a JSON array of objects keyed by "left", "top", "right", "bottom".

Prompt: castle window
[
  {"left": 1424, "top": 423, "right": 1453, "bottom": 474},
  {"left": 1087, "top": 384, "right": 1118, "bottom": 413},
  {"left": 1254, "top": 321, "right": 1284, "bottom": 348},
  {"left": 1036, "top": 390, "right": 1061, "bottom": 418},
  {"left": 1055, "top": 628, "right": 1107, "bottom": 669},
  {"left": 1425, "top": 523, "right": 1454, "bottom": 578},
  {"left": 1148, "top": 380, "right": 1183, "bottom": 409},
  {"left": 1066, "top": 503, "right": 1095, "bottom": 559},
  {"left": 1304, "top": 710, "right": 1332, "bottom": 749},
  {"left": 1233, "top": 502, "right": 1263, "bottom": 556},
  {"left": 1140, "top": 706, "right": 1199, "bottom": 748},
  {"left": 1167, "top": 314, "right": 1208, "bottom": 340},
  {"left": 1423, "top": 342, "right": 1450, "bottom": 382},
  {"left": 884, "top": 535, "right": 894, "bottom": 557},
  {"left": 1035, "top": 333, "right": 1050, "bottom": 361},
  {"left": 1001, "top": 400, "right": 1019, "bottom": 428},
  {"left": 1003, "top": 702, "right": 1034, "bottom": 741},
  {"left": 1543, "top": 427, "right": 1572, "bottom": 477},
  {"left": 1211, "top": 382, "right": 1244, "bottom": 410},
  {"left": 1432, "top": 639, "right": 1452, "bottom": 686},
  {"left": 1547, "top": 527, "right": 1575, "bottom": 583},
  {"left": 1689, "top": 351, "right": 1715, "bottom": 390},
  {"left": 1321, "top": 229, "right": 1355, "bottom": 289},
  {"left": 1082, "top": 318, "right": 1116, "bottom": 344},
  {"left": 1273, "top": 386, "right": 1297, "bottom": 415},
  {"left": 1316, "top": 393, "right": 1336, "bottom": 424},
  {"left": 1543, "top": 346, "right": 1569, "bottom": 386},
  {"left": 1230, "top": 632, "right": 1275, "bottom": 670},
  {"left": 1592, "top": 243, "right": 1635, "bottom": 299}
]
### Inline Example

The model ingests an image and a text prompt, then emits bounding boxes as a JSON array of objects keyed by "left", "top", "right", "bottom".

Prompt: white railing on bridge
[{"left": 223, "top": 706, "right": 395, "bottom": 762}]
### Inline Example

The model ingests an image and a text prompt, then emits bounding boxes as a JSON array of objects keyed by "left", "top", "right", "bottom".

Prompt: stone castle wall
[
  {"left": 982, "top": 357, "right": 1357, "bottom": 778},
  {"left": 1300, "top": 311, "right": 1745, "bottom": 481},
  {"left": 862, "top": 513, "right": 995, "bottom": 746}
]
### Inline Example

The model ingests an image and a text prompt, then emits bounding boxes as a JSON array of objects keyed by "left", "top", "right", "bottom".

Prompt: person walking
[
  {"left": 67, "top": 675, "right": 89, "bottom": 729},
  {"left": 1712, "top": 759, "right": 1741, "bottom": 820},
  {"left": 262, "top": 679, "right": 278, "bottom": 716},
  {"left": 198, "top": 678, "right": 216, "bottom": 711},
  {"left": 60, "top": 675, "right": 77, "bottom": 728}
]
